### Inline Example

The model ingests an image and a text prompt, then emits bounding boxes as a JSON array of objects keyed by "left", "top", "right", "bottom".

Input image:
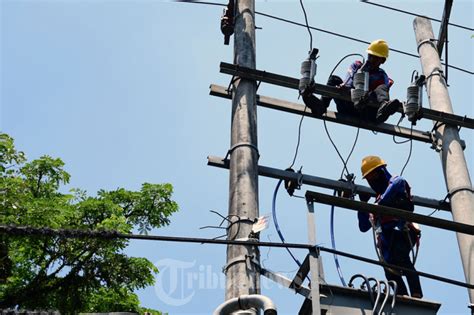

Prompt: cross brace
[
  {"left": 207, "top": 156, "right": 451, "bottom": 211},
  {"left": 219, "top": 62, "right": 474, "bottom": 130},
  {"left": 305, "top": 190, "right": 474, "bottom": 235}
]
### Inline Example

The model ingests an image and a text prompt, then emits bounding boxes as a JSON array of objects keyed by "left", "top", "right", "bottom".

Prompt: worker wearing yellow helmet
[
  {"left": 358, "top": 155, "right": 423, "bottom": 298},
  {"left": 303, "top": 39, "right": 401, "bottom": 123}
]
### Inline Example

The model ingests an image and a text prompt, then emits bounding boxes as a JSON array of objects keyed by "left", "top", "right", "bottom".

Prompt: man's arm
[{"left": 358, "top": 212, "right": 372, "bottom": 232}]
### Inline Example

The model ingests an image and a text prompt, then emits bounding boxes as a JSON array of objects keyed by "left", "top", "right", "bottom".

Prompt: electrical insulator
[
  {"left": 404, "top": 74, "right": 426, "bottom": 125},
  {"left": 351, "top": 70, "right": 369, "bottom": 108},
  {"left": 220, "top": 2, "right": 234, "bottom": 45},
  {"left": 298, "top": 48, "right": 319, "bottom": 96}
]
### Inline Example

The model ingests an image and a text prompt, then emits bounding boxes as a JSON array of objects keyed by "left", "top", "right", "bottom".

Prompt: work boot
[
  {"left": 376, "top": 99, "right": 401, "bottom": 123},
  {"left": 302, "top": 94, "right": 326, "bottom": 116}
]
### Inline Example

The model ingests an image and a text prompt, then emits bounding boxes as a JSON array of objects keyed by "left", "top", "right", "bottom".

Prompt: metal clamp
[
  {"left": 224, "top": 142, "right": 260, "bottom": 160},
  {"left": 222, "top": 254, "right": 260, "bottom": 274},
  {"left": 425, "top": 67, "right": 446, "bottom": 82},
  {"left": 448, "top": 186, "right": 474, "bottom": 199},
  {"left": 417, "top": 38, "right": 439, "bottom": 54},
  {"left": 227, "top": 216, "right": 257, "bottom": 230}
]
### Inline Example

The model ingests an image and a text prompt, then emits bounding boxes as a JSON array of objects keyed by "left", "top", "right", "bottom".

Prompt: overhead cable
[
  {"left": 3, "top": 224, "right": 474, "bottom": 290},
  {"left": 361, "top": 0, "right": 474, "bottom": 32},
  {"left": 175, "top": 0, "right": 473, "bottom": 75}
]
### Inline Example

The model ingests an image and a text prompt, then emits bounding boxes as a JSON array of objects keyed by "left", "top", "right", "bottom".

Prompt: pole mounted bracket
[
  {"left": 430, "top": 122, "right": 466, "bottom": 152},
  {"left": 417, "top": 38, "right": 439, "bottom": 54},
  {"left": 222, "top": 254, "right": 260, "bottom": 274},
  {"left": 224, "top": 142, "right": 260, "bottom": 160},
  {"left": 448, "top": 186, "right": 474, "bottom": 199}
]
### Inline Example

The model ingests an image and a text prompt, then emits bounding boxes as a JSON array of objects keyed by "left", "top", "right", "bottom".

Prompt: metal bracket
[
  {"left": 224, "top": 142, "right": 260, "bottom": 160},
  {"left": 448, "top": 186, "right": 474, "bottom": 199},
  {"left": 227, "top": 216, "right": 256, "bottom": 228},
  {"left": 417, "top": 38, "right": 439, "bottom": 54},
  {"left": 222, "top": 254, "right": 260, "bottom": 274},
  {"left": 430, "top": 122, "right": 466, "bottom": 152},
  {"left": 426, "top": 67, "right": 446, "bottom": 82}
]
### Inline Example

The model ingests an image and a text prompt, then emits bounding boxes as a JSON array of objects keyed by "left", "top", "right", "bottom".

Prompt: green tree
[{"left": 0, "top": 133, "right": 178, "bottom": 313}]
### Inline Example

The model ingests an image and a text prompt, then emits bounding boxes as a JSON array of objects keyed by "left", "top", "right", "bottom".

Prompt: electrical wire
[
  {"left": 299, "top": 0, "right": 313, "bottom": 51},
  {"left": 4, "top": 224, "right": 474, "bottom": 289},
  {"left": 271, "top": 179, "right": 311, "bottom": 282},
  {"left": 361, "top": 0, "right": 474, "bottom": 32},
  {"left": 324, "top": 53, "right": 363, "bottom": 287},
  {"left": 288, "top": 106, "right": 307, "bottom": 169},
  {"left": 272, "top": 180, "right": 303, "bottom": 267},
  {"left": 323, "top": 120, "right": 350, "bottom": 177},
  {"left": 392, "top": 116, "right": 410, "bottom": 144},
  {"left": 400, "top": 124, "right": 414, "bottom": 177},
  {"left": 174, "top": 0, "right": 474, "bottom": 75}
]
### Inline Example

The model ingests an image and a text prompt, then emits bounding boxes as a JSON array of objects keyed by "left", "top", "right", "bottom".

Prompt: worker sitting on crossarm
[
  {"left": 357, "top": 155, "right": 423, "bottom": 298},
  {"left": 303, "top": 39, "right": 401, "bottom": 123}
]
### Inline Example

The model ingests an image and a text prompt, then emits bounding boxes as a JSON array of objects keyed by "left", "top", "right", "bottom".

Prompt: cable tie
[{"left": 224, "top": 142, "right": 260, "bottom": 160}]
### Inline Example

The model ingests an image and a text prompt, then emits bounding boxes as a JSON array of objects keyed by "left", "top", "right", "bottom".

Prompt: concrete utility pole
[
  {"left": 414, "top": 17, "right": 474, "bottom": 304},
  {"left": 225, "top": 0, "right": 259, "bottom": 311}
]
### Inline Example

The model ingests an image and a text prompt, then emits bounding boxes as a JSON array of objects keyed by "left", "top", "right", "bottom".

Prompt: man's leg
[
  {"left": 302, "top": 93, "right": 326, "bottom": 116},
  {"left": 384, "top": 268, "right": 409, "bottom": 296},
  {"left": 373, "top": 84, "right": 401, "bottom": 123},
  {"left": 400, "top": 255, "right": 423, "bottom": 298},
  {"left": 322, "top": 75, "right": 344, "bottom": 108}
]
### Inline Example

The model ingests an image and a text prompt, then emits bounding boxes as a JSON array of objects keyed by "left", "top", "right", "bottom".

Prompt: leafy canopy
[{"left": 0, "top": 133, "right": 178, "bottom": 313}]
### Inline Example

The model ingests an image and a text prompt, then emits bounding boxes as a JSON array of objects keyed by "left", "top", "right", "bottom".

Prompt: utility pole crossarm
[
  {"left": 305, "top": 191, "right": 474, "bottom": 235},
  {"left": 210, "top": 84, "right": 445, "bottom": 145},
  {"left": 207, "top": 156, "right": 451, "bottom": 211},
  {"left": 219, "top": 62, "right": 474, "bottom": 130}
]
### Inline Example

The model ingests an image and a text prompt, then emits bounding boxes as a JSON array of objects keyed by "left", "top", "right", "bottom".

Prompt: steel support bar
[
  {"left": 207, "top": 156, "right": 451, "bottom": 211},
  {"left": 211, "top": 84, "right": 436, "bottom": 144},
  {"left": 260, "top": 268, "right": 311, "bottom": 298},
  {"left": 437, "top": 0, "right": 453, "bottom": 56},
  {"left": 305, "top": 191, "right": 474, "bottom": 235},
  {"left": 306, "top": 200, "right": 321, "bottom": 314},
  {"left": 219, "top": 61, "right": 474, "bottom": 130}
]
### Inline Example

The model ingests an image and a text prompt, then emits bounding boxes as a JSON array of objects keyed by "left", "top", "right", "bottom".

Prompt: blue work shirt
[
  {"left": 343, "top": 60, "right": 393, "bottom": 91},
  {"left": 358, "top": 176, "right": 414, "bottom": 261}
]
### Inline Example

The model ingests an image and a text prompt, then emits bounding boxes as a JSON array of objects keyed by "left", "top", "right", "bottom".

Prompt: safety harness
[{"left": 370, "top": 176, "right": 421, "bottom": 275}]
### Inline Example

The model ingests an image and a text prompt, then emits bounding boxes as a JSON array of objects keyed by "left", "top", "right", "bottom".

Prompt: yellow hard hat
[
  {"left": 361, "top": 156, "right": 387, "bottom": 178},
  {"left": 367, "top": 39, "right": 389, "bottom": 59}
]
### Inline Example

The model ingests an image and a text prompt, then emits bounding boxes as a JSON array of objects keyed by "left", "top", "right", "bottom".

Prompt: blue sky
[{"left": 1, "top": 0, "right": 473, "bottom": 314}]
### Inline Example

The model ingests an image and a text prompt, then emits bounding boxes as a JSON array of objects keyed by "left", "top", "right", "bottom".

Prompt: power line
[
  {"left": 299, "top": 0, "right": 313, "bottom": 51},
  {"left": 361, "top": 0, "right": 474, "bottom": 32},
  {"left": 175, "top": 0, "right": 473, "bottom": 75},
  {"left": 2, "top": 224, "right": 473, "bottom": 290}
]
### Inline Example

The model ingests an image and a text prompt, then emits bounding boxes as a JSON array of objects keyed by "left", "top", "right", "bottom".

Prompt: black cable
[
  {"left": 299, "top": 0, "right": 313, "bottom": 51},
  {"left": 329, "top": 53, "right": 365, "bottom": 78},
  {"left": 361, "top": 0, "right": 474, "bottom": 32},
  {"left": 3, "top": 224, "right": 474, "bottom": 289},
  {"left": 323, "top": 120, "right": 350, "bottom": 177},
  {"left": 175, "top": 0, "right": 474, "bottom": 75},
  {"left": 392, "top": 116, "right": 410, "bottom": 144},
  {"left": 400, "top": 124, "right": 414, "bottom": 177},
  {"left": 288, "top": 106, "right": 307, "bottom": 169}
]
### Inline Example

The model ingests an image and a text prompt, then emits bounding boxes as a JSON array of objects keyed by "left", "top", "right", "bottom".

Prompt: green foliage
[{"left": 0, "top": 133, "right": 177, "bottom": 313}]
